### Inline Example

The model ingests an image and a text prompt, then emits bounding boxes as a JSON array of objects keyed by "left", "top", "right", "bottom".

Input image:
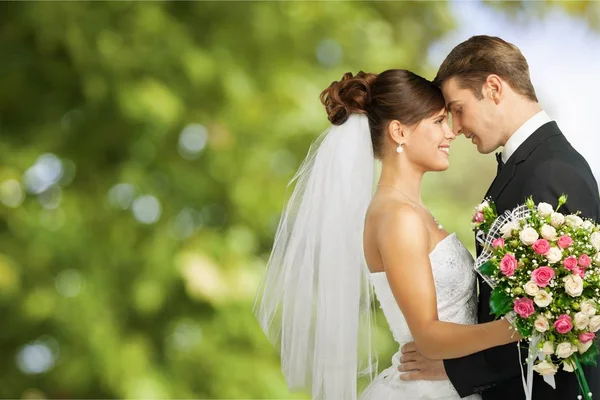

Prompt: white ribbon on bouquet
[{"left": 516, "top": 333, "right": 556, "bottom": 400}]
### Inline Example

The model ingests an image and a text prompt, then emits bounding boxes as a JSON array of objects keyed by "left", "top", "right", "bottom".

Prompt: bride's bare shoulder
[
  {"left": 368, "top": 195, "right": 417, "bottom": 220},
  {"left": 366, "top": 196, "right": 427, "bottom": 236}
]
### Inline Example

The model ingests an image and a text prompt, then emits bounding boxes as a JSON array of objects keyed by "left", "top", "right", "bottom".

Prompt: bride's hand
[{"left": 398, "top": 342, "right": 448, "bottom": 381}]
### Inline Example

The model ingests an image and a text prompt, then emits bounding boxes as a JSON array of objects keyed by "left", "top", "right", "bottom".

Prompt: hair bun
[{"left": 320, "top": 71, "right": 378, "bottom": 125}]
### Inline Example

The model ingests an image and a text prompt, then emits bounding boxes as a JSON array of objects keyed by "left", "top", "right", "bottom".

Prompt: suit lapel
[
  {"left": 485, "top": 121, "right": 562, "bottom": 201},
  {"left": 486, "top": 158, "right": 517, "bottom": 200}
]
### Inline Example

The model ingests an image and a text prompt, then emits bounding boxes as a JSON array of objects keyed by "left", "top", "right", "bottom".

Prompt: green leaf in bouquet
[
  {"left": 515, "top": 318, "right": 532, "bottom": 337},
  {"left": 490, "top": 288, "right": 513, "bottom": 317},
  {"left": 490, "top": 202, "right": 498, "bottom": 216},
  {"left": 478, "top": 260, "right": 495, "bottom": 276},
  {"left": 579, "top": 342, "right": 599, "bottom": 367}
]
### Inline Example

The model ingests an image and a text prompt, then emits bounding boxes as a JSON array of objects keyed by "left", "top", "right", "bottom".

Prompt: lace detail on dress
[{"left": 361, "top": 233, "right": 481, "bottom": 400}]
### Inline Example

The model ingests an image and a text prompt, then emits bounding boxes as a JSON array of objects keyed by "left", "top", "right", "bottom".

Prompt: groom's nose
[
  {"left": 449, "top": 118, "right": 462, "bottom": 136},
  {"left": 452, "top": 124, "right": 463, "bottom": 136}
]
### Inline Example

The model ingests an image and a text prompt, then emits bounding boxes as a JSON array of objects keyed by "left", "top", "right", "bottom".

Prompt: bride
[{"left": 254, "top": 69, "right": 521, "bottom": 400}]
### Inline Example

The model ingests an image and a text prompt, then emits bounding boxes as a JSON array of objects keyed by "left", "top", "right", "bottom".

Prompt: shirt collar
[{"left": 502, "top": 110, "right": 552, "bottom": 163}]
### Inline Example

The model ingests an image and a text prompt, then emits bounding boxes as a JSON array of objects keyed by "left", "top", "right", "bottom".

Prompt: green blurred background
[{"left": 0, "top": 2, "right": 598, "bottom": 399}]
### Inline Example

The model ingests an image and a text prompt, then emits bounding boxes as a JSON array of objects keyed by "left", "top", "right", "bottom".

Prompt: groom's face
[{"left": 441, "top": 77, "right": 502, "bottom": 154}]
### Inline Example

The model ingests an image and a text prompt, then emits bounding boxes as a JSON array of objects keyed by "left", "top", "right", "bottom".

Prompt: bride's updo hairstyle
[{"left": 320, "top": 70, "right": 445, "bottom": 158}]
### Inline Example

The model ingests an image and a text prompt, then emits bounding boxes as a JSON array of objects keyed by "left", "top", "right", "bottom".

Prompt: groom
[{"left": 398, "top": 35, "right": 600, "bottom": 399}]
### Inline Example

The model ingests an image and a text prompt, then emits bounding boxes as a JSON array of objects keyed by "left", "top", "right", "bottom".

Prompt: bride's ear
[{"left": 388, "top": 120, "right": 408, "bottom": 148}]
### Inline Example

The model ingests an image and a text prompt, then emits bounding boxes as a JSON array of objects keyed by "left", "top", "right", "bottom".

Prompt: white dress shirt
[{"left": 502, "top": 110, "right": 553, "bottom": 163}]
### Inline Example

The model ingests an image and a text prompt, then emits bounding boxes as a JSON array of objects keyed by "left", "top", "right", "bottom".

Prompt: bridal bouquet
[{"left": 472, "top": 195, "right": 600, "bottom": 400}]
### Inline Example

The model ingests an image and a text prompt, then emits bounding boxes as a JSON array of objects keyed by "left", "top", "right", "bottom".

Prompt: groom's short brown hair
[{"left": 434, "top": 35, "right": 538, "bottom": 102}]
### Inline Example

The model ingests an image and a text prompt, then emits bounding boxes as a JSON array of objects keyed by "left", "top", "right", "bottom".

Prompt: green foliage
[
  {"left": 478, "top": 260, "right": 496, "bottom": 276},
  {"left": 580, "top": 342, "right": 599, "bottom": 367},
  {"left": 490, "top": 288, "right": 514, "bottom": 317},
  {"left": 514, "top": 317, "right": 533, "bottom": 338},
  {"left": 0, "top": 2, "right": 454, "bottom": 398}
]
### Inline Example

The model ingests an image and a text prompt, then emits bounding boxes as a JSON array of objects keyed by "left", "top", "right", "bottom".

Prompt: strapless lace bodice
[
  {"left": 370, "top": 233, "right": 478, "bottom": 343},
  {"left": 360, "top": 233, "right": 481, "bottom": 400}
]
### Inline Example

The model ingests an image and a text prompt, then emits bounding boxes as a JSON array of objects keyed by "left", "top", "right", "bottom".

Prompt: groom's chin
[
  {"left": 477, "top": 145, "right": 498, "bottom": 155},
  {"left": 471, "top": 140, "right": 496, "bottom": 155}
]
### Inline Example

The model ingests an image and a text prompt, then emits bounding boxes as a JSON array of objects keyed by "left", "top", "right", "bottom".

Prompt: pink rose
[
  {"left": 558, "top": 235, "right": 573, "bottom": 249},
  {"left": 473, "top": 211, "right": 484, "bottom": 223},
  {"left": 514, "top": 297, "right": 535, "bottom": 318},
  {"left": 554, "top": 314, "right": 573, "bottom": 334},
  {"left": 573, "top": 267, "right": 585, "bottom": 278},
  {"left": 563, "top": 256, "right": 578, "bottom": 271},
  {"left": 500, "top": 253, "right": 518, "bottom": 276},
  {"left": 531, "top": 266, "right": 555, "bottom": 287},
  {"left": 493, "top": 238, "right": 505, "bottom": 249},
  {"left": 579, "top": 254, "right": 592, "bottom": 268},
  {"left": 579, "top": 332, "right": 596, "bottom": 343},
  {"left": 532, "top": 239, "right": 551, "bottom": 255}
]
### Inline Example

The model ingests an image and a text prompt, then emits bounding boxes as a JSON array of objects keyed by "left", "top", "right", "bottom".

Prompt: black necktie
[{"left": 496, "top": 152, "right": 504, "bottom": 174}]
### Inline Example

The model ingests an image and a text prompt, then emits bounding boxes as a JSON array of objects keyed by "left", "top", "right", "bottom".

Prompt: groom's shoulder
[
  {"left": 522, "top": 135, "right": 597, "bottom": 192},
  {"left": 527, "top": 130, "right": 589, "bottom": 169}
]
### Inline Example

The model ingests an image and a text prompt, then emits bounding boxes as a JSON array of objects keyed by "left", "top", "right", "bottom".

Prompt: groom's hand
[{"left": 398, "top": 342, "right": 448, "bottom": 381}]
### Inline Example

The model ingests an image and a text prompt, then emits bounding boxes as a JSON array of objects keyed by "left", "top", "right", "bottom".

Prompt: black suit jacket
[{"left": 444, "top": 122, "right": 600, "bottom": 400}]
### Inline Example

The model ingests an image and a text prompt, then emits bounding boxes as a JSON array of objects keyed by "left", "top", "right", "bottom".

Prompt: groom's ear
[
  {"left": 387, "top": 120, "right": 408, "bottom": 146},
  {"left": 483, "top": 74, "right": 503, "bottom": 104}
]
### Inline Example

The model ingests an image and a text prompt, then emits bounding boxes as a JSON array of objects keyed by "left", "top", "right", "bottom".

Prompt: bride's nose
[{"left": 444, "top": 122, "right": 456, "bottom": 140}]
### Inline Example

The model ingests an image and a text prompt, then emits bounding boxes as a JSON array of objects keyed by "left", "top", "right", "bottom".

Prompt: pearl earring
[{"left": 396, "top": 144, "right": 404, "bottom": 153}]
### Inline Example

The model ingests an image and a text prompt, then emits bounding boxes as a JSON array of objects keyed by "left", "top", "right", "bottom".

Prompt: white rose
[
  {"left": 566, "top": 215, "right": 584, "bottom": 228},
  {"left": 534, "top": 291, "right": 553, "bottom": 308},
  {"left": 564, "top": 275, "right": 584, "bottom": 297},
  {"left": 501, "top": 220, "right": 519, "bottom": 239},
  {"left": 583, "top": 220, "right": 595, "bottom": 231},
  {"left": 546, "top": 247, "right": 563, "bottom": 264},
  {"left": 574, "top": 312, "right": 590, "bottom": 330},
  {"left": 581, "top": 300, "right": 597, "bottom": 317},
  {"left": 589, "top": 315, "right": 600, "bottom": 332},
  {"left": 476, "top": 201, "right": 489, "bottom": 212},
  {"left": 591, "top": 232, "right": 600, "bottom": 251},
  {"left": 542, "top": 340, "right": 554, "bottom": 355},
  {"left": 579, "top": 340, "right": 594, "bottom": 354},
  {"left": 524, "top": 281, "right": 540, "bottom": 296},
  {"left": 540, "top": 224, "right": 557, "bottom": 241},
  {"left": 563, "top": 360, "right": 577, "bottom": 372},
  {"left": 533, "top": 360, "right": 558, "bottom": 376},
  {"left": 594, "top": 252, "right": 600, "bottom": 265},
  {"left": 520, "top": 227, "right": 539, "bottom": 246},
  {"left": 550, "top": 212, "right": 565, "bottom": 228},
  {"left": 534, "top": 315, "right": 550, "bottom": 333},
  {"left": 556, "top": 342, "right": 577, "bottom": 359},
  {"left": 537, "top": 202, "right": 554, "bottom": 218}
]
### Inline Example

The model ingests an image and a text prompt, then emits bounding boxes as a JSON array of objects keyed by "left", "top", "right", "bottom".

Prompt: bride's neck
[{"left": 378, "top": 157, "right": 424, "bottom": 204}]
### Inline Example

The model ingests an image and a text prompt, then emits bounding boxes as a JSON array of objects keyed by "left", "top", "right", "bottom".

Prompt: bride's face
[{"left": 405, "top": 109, "right": 455, "bottom": 172}]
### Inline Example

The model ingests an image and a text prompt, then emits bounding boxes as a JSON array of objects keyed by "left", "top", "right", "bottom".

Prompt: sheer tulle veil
[{"left": 253, "top": 114, "right": 378, "bottom": 400}]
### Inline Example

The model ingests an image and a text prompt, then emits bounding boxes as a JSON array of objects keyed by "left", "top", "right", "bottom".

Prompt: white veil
[{"left": 254, "top": 114, "right": 377, "bottom": 400}]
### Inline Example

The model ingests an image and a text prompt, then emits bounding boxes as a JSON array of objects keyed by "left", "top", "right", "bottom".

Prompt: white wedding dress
[{"left": 360, "top": 233, "right": 482, "bottom": 400}]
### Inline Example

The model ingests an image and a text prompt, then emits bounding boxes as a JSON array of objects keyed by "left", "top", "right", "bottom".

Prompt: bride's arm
[{"left": 377, "top": 204, "right": 520, "bottom": 360}]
